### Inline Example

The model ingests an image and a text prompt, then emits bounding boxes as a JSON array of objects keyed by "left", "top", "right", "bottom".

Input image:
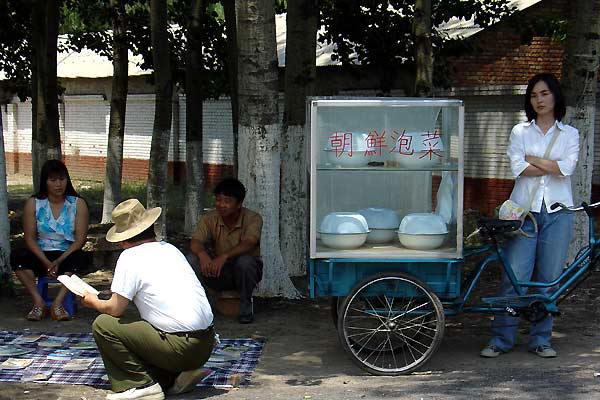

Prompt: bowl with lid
[
  {"left": 357, "top": 207, "right": 400, "bottom": 244},
  {"left": 323, "top": 132, "right": 374, "bottom": 167},
  {"left": 319, "top": 212, "right": 369, "bottom": 249},
  {"left": 397, "top": 213, "right": 448, "bottom": 250}
]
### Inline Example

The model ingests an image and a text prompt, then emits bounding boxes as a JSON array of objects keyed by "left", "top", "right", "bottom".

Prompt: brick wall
[
  {"left": 5, "top": 151, "right": 232, "bottom": 189},
  {"left": 447, "top": 0, "right": 571, "bottom": 86},
  {"left": 5, "top": 92, "right": 600, "bottom": 210},
  {"left": 3, "top": 94, "right": 236, "bottom": 183}
]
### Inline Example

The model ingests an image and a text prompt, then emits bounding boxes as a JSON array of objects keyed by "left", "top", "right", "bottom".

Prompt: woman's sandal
[
  {"left": 50, "top": 305, "right": 71, "bottom": 321},
  {"left": 26, "top": 306, "right": 48, "bottom": 321}
]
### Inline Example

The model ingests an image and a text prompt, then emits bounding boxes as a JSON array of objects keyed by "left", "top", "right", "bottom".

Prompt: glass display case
[{"left": 309, "top": 98, "right": 464, "bottom": 259}]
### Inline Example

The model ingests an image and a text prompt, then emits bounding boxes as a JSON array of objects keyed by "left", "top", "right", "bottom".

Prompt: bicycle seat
[{"left": 477, "top": 217, "right": 521, "bottom": 236}]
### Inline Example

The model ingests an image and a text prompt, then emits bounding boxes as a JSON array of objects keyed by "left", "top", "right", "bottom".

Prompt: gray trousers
[
  {"left": 187, "top": 253, "right": 263, "bottom": 316},
  {"left": 92, "top": 314, "right": 215, "bottom": 393}
]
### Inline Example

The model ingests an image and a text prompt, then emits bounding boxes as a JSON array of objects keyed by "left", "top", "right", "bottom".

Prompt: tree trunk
[
  {"left": 413, "top": 0, "right": 432, "bottom": 97},
  {"left": 237, "top": 0, "right": 299, "bottom": 298},
  {"left": 184, "top": 0, "right": 205, "bottom": 236},
  {"left": 148, "top": 0, "right": 173, "bottom": 238},
  {"left": 224, "top": 0, "right": 239, "bottom": 177},
  {"left": 31, "top": 0, "right": 62, "bottom": 185},
  {"left": 30, "top": 1, "right": 45, "bottom": 191},
  {"left": 102, "top": 0, "right": 128, "bottom": 223},
  {"left": 39, "top": 0, "right": 61, "bottom": 161},
  {"left": 0, "top": 106, "right": 14, "bottom": 296},
  {"left": 281, "top": 0, "right": 317, "bottom": 276},
  {"left": 561, "top": 0, "right": 600, "bottom": 263}
]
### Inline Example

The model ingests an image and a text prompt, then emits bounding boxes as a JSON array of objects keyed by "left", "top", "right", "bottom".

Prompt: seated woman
[{"left": 11, "top": 159, "right": 90, "bottom": 321}]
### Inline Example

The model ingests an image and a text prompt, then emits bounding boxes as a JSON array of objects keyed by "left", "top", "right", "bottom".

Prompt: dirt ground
[
  {"left": 2, "top": 266, "right": 600, "bottom": 400},
  {"left": 4, "top": 175, "right": 600, "bottom": 399}
]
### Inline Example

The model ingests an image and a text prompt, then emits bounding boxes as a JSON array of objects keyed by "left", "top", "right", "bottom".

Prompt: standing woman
[
  {"left": 480, "top": 73, "right": 580, "bottom": 358},
  {"left": 11, "top": 160, "right": 90, "bottom": 321}
]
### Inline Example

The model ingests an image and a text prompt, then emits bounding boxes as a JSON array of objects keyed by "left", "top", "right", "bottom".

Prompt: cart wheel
[{"left": 337, "top": 272, "right": 445, "bottom": 375}]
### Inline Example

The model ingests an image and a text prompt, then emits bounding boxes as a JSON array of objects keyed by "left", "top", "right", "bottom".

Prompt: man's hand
[
  {"left": 209, "top": 254, "right": 227, "bottom": 278},
  {"left": 80, "top": 291, "right": 99, "bottom": 309},
  {"left": 198, "top": 253, "right": 213, "bottom": 277},
  {"left": 80, "top": 291, "right": 129, "bottom": 317}
]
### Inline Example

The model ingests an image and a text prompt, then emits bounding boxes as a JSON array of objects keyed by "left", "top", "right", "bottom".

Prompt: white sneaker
[
  {"left": 168, "top": 368, "right": 214, "bottom": 395},
  {"left": 106, "top": 382, "right": 164, "bottom": 400},
  {"left": 530, "top": 345, "right": 557, "bottom": 358},
  {"left": 480, "top": 345, "right": 502, "bottom": 358}
]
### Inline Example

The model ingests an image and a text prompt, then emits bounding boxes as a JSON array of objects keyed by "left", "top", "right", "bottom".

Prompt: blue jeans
[{"left": 489, "top": 201, "right": 573, "bottom": 351}]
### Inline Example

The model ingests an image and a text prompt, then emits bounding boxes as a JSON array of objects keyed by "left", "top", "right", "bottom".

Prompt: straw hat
[{"left": 106, "top": 199, "right": 162, "bottom": 242}]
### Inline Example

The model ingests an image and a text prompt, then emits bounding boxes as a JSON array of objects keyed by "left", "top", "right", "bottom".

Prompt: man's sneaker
[
  {"left": 530, "top": 345, "right": 557, "bottom": 358},
  {"left": 168, "top": 368, "right": 214, "bottom": 395},
  {"left": 106, "top": 382, "right": 164, "bottom": 400},
  {"left": 480, "top": 345, "right": 502, "bottom": 358}
]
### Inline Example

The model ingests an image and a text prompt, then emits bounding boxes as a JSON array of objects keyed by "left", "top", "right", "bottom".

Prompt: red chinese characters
[
  {"left": 328, "top": 132, "right": 354, "bottom": 157},
  {"left": 364, "top": 130, "right": 387, "bottom": 157}
]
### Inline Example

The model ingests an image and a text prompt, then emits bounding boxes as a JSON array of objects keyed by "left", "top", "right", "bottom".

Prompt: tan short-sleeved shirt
[{"left": 192, "top": 208, "right": 262, "bottom": 257}]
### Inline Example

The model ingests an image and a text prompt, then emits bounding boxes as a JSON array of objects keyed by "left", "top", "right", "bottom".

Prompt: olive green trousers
[{"left": 92, "top": 314, "right": 215, "bottom": 393}]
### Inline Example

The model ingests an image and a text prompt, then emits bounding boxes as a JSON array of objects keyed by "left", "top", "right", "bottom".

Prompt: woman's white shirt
[{"left": 507, "top": 120, "right": 579, "bottom": 213}]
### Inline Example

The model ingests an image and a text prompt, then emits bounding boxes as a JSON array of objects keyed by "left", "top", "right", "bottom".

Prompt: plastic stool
[{"left": 37, "top": 277, "right": 78, "bottom": 317}]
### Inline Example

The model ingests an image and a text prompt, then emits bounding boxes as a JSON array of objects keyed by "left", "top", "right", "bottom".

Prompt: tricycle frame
[{"left": 310, "top": 201, "right": 600, "bottom": 375}]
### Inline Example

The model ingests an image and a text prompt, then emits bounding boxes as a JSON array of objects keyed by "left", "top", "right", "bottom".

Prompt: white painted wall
[
  {"left": 1, "top": 94, "right": 235, "bottom": 166},
  {"left": 3, "top": 92, "right": 600, "bottom": 185}
]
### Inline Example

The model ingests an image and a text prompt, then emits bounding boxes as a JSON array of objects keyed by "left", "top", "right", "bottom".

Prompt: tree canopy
[{"left": 319, "top": 0, "right": 515, "bottom": 92}]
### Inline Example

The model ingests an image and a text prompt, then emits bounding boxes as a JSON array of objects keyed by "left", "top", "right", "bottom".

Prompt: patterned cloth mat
[{"left": 0, "top": 330, "right": 265, "bottom": 389}]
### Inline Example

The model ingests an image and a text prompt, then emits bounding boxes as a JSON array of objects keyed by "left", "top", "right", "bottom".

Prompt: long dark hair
[
  {"left": 524, "top": 73, "right": 566, "bottom": 122},
  {"left": 35, "top": 159, "right": 80, "bottom": 199}
]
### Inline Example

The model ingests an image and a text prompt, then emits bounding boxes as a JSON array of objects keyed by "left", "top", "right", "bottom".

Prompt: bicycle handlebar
[{"left": 550, "top": 201, "right": 600, "bottom": 214}]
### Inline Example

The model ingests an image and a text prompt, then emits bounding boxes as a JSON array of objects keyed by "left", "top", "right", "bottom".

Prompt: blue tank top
[{"left": 35, "top": 196, "right": 78, "bottom": 251}]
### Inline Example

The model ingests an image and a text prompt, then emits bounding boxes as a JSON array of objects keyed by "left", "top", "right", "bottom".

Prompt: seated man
[
  {"left": 82, "top": 199, "right": 215, "bottom": 400},
  {"left": 188, "top": 177, "right": 263, "bottom": 324}
]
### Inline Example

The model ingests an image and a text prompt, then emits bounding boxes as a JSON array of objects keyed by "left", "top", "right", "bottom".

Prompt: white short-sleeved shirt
[
  {"left": 111, "top": 241, "right": 213, "bottom": 332},
  {"left": 506, "top": 120, "right": 579, "bottom": 213}
]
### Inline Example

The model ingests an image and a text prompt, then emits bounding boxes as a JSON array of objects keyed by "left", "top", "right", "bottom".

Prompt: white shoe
[
  {"left": 168, "top": 368, "right": 214, "bottom": 395},
  {"left": 106, "top": 382, "right": 164, "bottom": 400},
  {"left": 530, "top": 345, "right": 557, "bottom": 358},
  {"left": 480, "top": 345, "right": 502, "bottom": 358}
]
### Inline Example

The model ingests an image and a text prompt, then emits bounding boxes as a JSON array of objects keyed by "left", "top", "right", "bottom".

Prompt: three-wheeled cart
[
  {"left": 308, "top": 98, "right": 464, "bottom": 375},
  {"left": 307, "top": 98, "right": 600, "bottom": 376}
]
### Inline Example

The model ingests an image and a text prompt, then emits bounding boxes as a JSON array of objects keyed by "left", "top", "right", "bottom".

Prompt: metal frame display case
[{"left": 309, "top": 98, "right": 464, "bottom": 260}]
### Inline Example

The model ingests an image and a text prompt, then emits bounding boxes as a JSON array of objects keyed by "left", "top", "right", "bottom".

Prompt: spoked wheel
[{"left": 337, "top": 272, "right": 445, "bottom": 375}]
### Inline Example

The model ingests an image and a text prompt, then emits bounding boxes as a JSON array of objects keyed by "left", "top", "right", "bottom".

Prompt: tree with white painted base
[
  {"left": 236, "top": 0, "right": 299, "bottom": 298},
  {"left": 561, "top": 0, "right": 600, "bottom": 263}
]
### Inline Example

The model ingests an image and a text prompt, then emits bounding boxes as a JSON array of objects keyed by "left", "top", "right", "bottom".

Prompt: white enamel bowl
[
  {"left": 323, "top": 150, "right": 371, "bottom": 167},
  {"left": 398, "top": 213, "right": 448, "bottom": 250},
  {"left": 357, "top": 207, "right": 400, "bottom": 243},
  {"left": 388, "top": 131, "right": 444, "bottom": 168},
  {"left": 320, "top": 212, "right": 369, "bottom": 234},
  {"left": 392, "top": 152, "right": 445, "bottom": 168},
  {"left": 323, "top": 132, "right": 374, "bottom": 167},
  {"left": 319, "top": 212, "right": 369, "bottom": 249},
  {"left": 365, "top": 228, "right": 397, "bottom": 244},
  {"left": 397, "top": 233, "right": 446, "bottom": 250},
  {"left": 320, "top": 232, "right": 369, "bottom": 249}
]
